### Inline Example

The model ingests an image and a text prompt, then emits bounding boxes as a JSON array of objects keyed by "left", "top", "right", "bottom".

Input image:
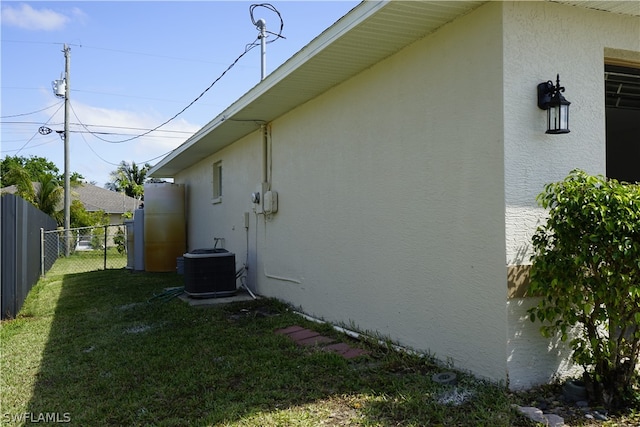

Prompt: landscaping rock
[{"left": 515, "top": 405, "right": 565, "bottom": 427}]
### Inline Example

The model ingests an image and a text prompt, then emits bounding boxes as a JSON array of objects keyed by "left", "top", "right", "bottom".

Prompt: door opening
[{"left": 605, "top": 64, "right": 640, "bottom": 183}]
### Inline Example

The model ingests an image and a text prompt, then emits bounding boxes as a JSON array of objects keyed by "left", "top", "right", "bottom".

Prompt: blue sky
[{"left": 1, "top": 1, "right": 360, "bottom": 186}]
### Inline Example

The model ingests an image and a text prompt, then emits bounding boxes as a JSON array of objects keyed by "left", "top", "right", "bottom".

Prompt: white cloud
[
  {"left": 1, "top": 3, "right": 70, "bottom": 31},
  {"left": 70, "top": 7, "right": 88, "bottom": 26},
  {"left": 56, "top": 100, "right": 198, "bottom": 163}
]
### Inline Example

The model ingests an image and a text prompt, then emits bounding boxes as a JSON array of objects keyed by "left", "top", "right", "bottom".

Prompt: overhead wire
[
  {"left": 10, "top": 103, "right": 64, "bottom": 156},
  {"left": 1, "top": 120, "right": 192, "bottom": 136},
  {"left": 69, "top": 2, "right": 286, "bottom": 144},
  {"left": 0, "top": 101, "right": 64, "bottom": 118},
  {"left": 68, "top": 99, "right": 181, "bottom": 166},
  {"left": 249, "top": 3, "right": 286, "bottom": 43},
  {"left": 1, "top": 138, "right": 60, "bottom": 153},
  {"left": 72, "top": 39, "right": 260, "bottom": 144},
  {"left": 4, "top": 3, "right": 287, "bottom": 169}
]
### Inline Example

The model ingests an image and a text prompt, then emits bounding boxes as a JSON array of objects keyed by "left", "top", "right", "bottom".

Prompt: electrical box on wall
[
  {"left": 264, "top": 191, "right": 278, "bottom": 214},
  {"left": 252, "top": 182, "right": 269, "bottom": 214}
]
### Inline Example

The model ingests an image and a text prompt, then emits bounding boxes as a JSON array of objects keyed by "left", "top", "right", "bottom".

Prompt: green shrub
[
  {"left": 528, "top": 169, "right": 640, "bottom": 410},
  {"left": 113, "top": 227, "right": 126, "bottom": 254}
]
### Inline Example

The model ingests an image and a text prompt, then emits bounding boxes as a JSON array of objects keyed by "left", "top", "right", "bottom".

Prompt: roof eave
[
  {"left": 149, "top": 0, "right": 637, "bottom": 179},
  {"left": 149, "top": 0, "right": 390, "bottom": 178}
]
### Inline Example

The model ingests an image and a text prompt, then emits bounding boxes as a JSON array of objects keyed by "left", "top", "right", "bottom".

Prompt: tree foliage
[
  {"left": 1, "top": 155, "right": 84, "bottom": 187},
  {"left": 1, "top": 155, "right": 59, "bottom": 187},
  {"left": 34, "top": 174, "right": 64, "bottom": 219},
  {"left": 2, "top": 156, "right": 105, "bottom": 227},
  {"left": 70, "top": 200, "right": 108, "bottom": 229},
  {"left": 106, "top": 161, "right": 151, "bottom": 199},
  {"left": 5, "top": 169, "right": 63, "bottom": 223},
  {"left": 528, "top": 169, "right": 640, "bottom": 410}
]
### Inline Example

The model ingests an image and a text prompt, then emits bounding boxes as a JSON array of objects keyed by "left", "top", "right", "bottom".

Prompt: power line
[
  {"left": 0, "top": 102, "right": 64, "bottom": 118},
  {"left": 69, "top": 41, "right": 258, "bottom": 143},
  {"left": 1, "top": 120, "right": 194, "bottom": 135},
  {"left": 0, "top": 138, "right": 60, "bottom": 153},
  {"left": 249, "top": 3, "right": 285, "bottom": 43},
  {"left": 12, "top": 103, "right": 64, "bottom": 156},
  {"left": 76, "top": 44, "right": 238, "bottom": 66},
  {"left": 73, "top": 121, "right": 176, "bottom": 168},
  {"left": 67, "top": 3, "right": 286, "bottom": 144}
]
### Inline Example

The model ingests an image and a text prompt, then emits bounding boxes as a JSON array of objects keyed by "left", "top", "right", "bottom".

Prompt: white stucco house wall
[{"left": 149, "top": 1, "right": 640, "bottom": 389}]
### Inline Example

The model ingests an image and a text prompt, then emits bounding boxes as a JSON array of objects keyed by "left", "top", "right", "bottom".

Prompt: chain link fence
[{"left": 42, "top": 224, "right": 128, "bottom": 276}]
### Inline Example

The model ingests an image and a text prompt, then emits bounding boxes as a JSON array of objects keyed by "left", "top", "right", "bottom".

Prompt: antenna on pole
[
  {"left": 256, "top": 18, "right": 267, "bottom": 81},
  {"left": 249, "top": 3, "right": 285, "bottom": 82}
]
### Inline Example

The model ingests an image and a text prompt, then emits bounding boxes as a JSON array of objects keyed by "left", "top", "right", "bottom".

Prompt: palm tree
[
  {"left": 4, "top": 167, "right": 63, "bottom": 223},
  {"left": 106, "top": 161, "right": 150, "bottom": 199},
  {"left": 34, "top": 174, "right": 63, "bottom": 221},
  {"left": 5, "top": 166, "right": 36, "bottom": 204}
]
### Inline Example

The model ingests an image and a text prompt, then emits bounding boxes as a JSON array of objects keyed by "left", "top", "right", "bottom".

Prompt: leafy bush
[
  {"left": 113, "top": 227, "right": 126, "bottom": 254},
  {"left": 528, "top": 169, "right": 640, "bottom": 410}
]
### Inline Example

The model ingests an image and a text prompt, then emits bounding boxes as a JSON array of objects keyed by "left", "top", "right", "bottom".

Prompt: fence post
[
  {"left": 40, "top": 228, "right": 45, "bottom": 277},
  {"left": 104, "top": 225, "right": 108, "bottom": 270}
]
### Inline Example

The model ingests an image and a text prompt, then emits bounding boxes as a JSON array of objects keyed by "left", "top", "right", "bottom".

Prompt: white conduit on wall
[
  {"left": 255, "top": 212, "right": 302, "bottom": 284},
  {"left": 253, "top": 124, "right": 302, "bottom": 285}
]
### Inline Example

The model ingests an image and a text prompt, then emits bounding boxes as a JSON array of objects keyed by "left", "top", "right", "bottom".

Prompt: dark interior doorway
[{"left": 605, "top": 64, "right": 640, "bottom": 184}]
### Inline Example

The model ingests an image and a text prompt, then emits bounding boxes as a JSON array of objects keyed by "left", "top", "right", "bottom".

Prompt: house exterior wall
[
  {"left": 177, "top": 132, "right": 263, "bottom": 259},
  {"left": 177, "top": 2, "right": 509, "bottom": 382},
  {"left": 502, "top": 1, "right": 640, "bottom": 389}
]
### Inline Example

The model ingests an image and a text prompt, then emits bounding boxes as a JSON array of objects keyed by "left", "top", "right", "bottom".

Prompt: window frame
[{"left": 212, "top": 160, "right": 222, "bottom": 203}]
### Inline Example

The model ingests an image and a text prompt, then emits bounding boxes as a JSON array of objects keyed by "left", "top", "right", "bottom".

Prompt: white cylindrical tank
[
  {"left": 133, "top": 208, "right": 145, "bottom": 271},
  {"left": 124, "top": 219, "right": 135, "bottom": 269},
  {"left": 143, "top": 183, "right": 186, "bottom": 272}
]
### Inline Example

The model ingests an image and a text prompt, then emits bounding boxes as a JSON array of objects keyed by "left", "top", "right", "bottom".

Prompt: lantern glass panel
[{"left": 559, "top": 104, "right": 569, "bottom": 131}]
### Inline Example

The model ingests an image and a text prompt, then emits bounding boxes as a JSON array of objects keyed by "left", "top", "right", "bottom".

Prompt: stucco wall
[
  {"left": 246, "top": 2, "right": 507, "bottom": 382},
  {"left": 502, "top": 1, "right": 640, "bottom": 389},
  {"left": 177, "top": 132, "right": 263, "bottom": 270}
]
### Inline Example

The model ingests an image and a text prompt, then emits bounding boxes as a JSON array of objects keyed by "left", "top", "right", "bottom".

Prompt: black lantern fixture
[{"left": 537, "top": 74, "right": 571, "bottom": 134}]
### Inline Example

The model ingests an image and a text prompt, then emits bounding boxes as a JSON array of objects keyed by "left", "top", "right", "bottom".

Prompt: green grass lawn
[
  {"left": 0, "top": 267, "right": 568, "bottom": 426},
  {"left": 45, "top": 248, "right": 127, "bottom": 276}
]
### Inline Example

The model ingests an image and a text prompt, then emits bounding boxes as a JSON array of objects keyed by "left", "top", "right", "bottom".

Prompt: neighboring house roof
[
  {"left": 1, "top": 183, "right": 139, "bottom": 215},
  {"left": 149, "top": 0, "right": 639, "bottom": 178},
  {"left": 70, "top": 183, "right": 139, "bottom": 214}
]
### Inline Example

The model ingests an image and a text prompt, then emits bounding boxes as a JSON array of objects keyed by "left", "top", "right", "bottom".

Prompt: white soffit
[
  {"left": 555, "top": 1, "right": 640, "bottom": 16},
  {"left": 150, "top": 0, "right": 485, "bottom": 177}
]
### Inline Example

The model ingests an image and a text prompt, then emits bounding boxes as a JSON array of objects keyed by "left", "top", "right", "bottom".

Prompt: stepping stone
[
  {"left": 297, "top": 335, "right": 335, "bottom": 346},
  {"left": 275, "top": 325, "right": 305, "bottom": 335},
  {"left": 287, "top": 328, "right": 322, "bottom": 342},
  {"left": 275, "top": 325, "right": 369, "bottom": 359},
  {"left": 324, "top": 342, "right": 369, "bottom": 359}
]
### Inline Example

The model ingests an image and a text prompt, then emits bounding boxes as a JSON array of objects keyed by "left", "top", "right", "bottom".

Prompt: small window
[{"left": 212, "top": 161, "right": 222, "bottom": 203}]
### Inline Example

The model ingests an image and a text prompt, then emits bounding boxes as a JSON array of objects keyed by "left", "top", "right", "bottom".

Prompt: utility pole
[{"left": 63, "top": 44, "right": 71, "bottom": 256}]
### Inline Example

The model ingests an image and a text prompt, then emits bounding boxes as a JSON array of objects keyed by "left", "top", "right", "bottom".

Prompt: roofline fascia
[{"left": 149, "top": 0, "right": 388, "bottom": 177}]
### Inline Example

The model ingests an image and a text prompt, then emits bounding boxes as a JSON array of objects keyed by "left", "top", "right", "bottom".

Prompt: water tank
[
  {"left": 144, "top": 183, "right": 186, "bottom": 272},
  {"left": 133, "top": 208, "right": 145, "bottom": 271},
  {"left": 124, "top": 219, "right": 134, "bottom": 269},
  {"left": 183, "top": 248, "right": 236, "bottom": 298}
]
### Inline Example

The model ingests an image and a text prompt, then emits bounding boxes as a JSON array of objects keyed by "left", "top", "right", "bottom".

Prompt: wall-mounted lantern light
[{"left": 537, "top": 74, "right": 571, "bottom": 134}]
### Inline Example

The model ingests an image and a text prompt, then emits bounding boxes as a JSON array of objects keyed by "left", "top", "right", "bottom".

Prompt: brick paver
[{"left": 275, "top": 326, "right": 369, "bottom": 359}]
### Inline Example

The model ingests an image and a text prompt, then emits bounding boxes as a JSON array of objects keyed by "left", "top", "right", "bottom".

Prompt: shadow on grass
[{"left": 23, "top": 269, "right": 523, "bottom": 426}]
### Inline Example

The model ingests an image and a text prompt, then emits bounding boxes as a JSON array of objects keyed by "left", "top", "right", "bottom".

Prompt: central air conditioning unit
[{"left": 183, "top": 248, "right": 237, "bottom": 298}]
